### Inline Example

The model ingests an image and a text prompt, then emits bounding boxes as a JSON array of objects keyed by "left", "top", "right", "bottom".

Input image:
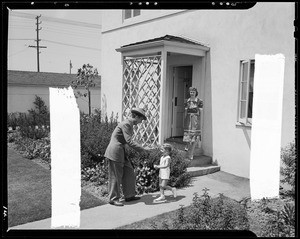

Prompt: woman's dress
[{"left": 183, "top": 98, "right": 203, "bottom": 143}]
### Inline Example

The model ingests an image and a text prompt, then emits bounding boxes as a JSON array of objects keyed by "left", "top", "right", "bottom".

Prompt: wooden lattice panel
[{"left": 122, "top": 55, "right": 162, "bottom": 146}]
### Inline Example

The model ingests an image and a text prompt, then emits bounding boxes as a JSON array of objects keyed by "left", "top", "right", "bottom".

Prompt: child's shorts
[{"left": 159, "top": 168, "right": 170, "bottom": 179}]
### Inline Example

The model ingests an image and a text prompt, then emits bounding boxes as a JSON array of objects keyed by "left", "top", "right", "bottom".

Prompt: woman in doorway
[{"left": 183, "top": 87, "right": 203, "bottom": 160}]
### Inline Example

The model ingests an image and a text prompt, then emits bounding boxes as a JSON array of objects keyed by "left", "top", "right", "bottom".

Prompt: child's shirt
[{"left": 158, "top": 155, "right": 171, "bottom": 180}]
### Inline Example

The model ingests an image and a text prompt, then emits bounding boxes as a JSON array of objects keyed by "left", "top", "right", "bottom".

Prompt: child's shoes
[
  {"left": 153, "top": 195, "right": 166, "bottom": 203},
  {"left": 172, "top": 187, "right": 177, "bottom": 198}
]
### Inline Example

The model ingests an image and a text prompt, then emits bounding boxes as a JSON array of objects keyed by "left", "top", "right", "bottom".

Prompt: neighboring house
[
  {"left": 100, "top": 3, "right": 295, "bottom": 178},
  {"left": 7, "top": 70, "right": 101, "bottom": 114}
]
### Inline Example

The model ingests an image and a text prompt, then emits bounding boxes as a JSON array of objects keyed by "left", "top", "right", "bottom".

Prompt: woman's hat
[{"left": 131, "top": 107, "right": 147, "bottom": 120}]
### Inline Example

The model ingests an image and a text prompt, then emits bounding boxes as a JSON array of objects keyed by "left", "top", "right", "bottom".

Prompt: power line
[
  {"left": 43, "top": 39, "right": 101, "bottom": 51},
  {"left": 42, "top": 25, "right": 100, "bottom": 36},
  {"left": 10, "top": 11, "right": 102, "bottom": 29},
  {"left": 45, "top": 50, "right": 99, "bottom": 58},
  {"left": 8, "top": 38, "right": 34, "bottom": 40},
  {"left": 9, "top": 48, "right": 30, "bottom": 57},
  {"left": 41, "top": 29, "right": 100, "bottom": 40},
  {"left": 8, "top": 26, "right": 34, "bottom": 29},
  {"left": 9, "top": 17, "right": 101, "bottom": 37},
  {"left": 42, "top": 26, "right": 100, "bottom": 37}
]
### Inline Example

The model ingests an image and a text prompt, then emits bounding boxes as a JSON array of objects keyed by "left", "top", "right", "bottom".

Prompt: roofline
[
  {"left": 116, "top": 40, "right": 165, "bottom": 52},
  {"left": 116, "top": 39, "right": 210, "bottom": 53}
]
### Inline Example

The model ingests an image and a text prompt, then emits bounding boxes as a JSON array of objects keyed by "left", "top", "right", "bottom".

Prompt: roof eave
[
  {"left": 116, "top": 39, "right": 210, "bottom": 54},
  {"left": 116, "top": 40, "right": 166, "bottom": 53}
]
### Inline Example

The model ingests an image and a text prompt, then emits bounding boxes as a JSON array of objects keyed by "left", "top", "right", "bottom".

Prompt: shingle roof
[
  {"left": 7, "top": 70, "right": 101, "bottom": 87},
  {"left": 121, "top": 34, "right": 206, "bottom": 48}
]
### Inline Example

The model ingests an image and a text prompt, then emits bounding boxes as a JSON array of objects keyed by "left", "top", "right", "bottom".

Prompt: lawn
[{"left": 7, "top": 148, "right": 106, "bottom": 227}]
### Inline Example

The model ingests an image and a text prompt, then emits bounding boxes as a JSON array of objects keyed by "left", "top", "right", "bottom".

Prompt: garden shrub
[
  {"left": 27, "top": 95, "right": 50, "bottom": 126},
  {"left": 11, "top": 96, "right": 51, "bottom": 140},
  {"left": 34, "top": 136, "right": 51, "bottom": 163},
  {"left": 12, "top": 136, "right": 36, "bottom": 159},
  {"left": 80, "top": 110, "right": 118, "bottom": 169},
  {"left": 19, "top": 124, "right": 49, "bottom": 140},
  {"left": 81, "top": 162, "right": 108, "bottom": 186},
  {"left": 12, "top": 134, "right": 51, "bottom": 162},
  {"left": 7, "top": 112, "right": 20, "bottom": 130},
  {"left": 280, "top": 141, "right": 296, "bottom": 197},
  {"left": 126, "top": 146, "right": 191, "bottom": 195},
  {"left": 151, "top": 188, "right": 250, "bottom": 230},
  {"left": 247, "top": 141, "right": 297, "bottom": 237},
  {"left": 7, "top": 129, "right": 22, "bottom": 143},
  {"left": 247, "top": 197, "right": 295, "bottom": 237}
]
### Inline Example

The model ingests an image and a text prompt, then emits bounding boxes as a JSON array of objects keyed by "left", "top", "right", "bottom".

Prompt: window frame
[
  {"left": 123, "top": 9, "right": 141, "bottom": 21},
  {"left": 237, "top": 59, "right": 255, "bottom": 126}
]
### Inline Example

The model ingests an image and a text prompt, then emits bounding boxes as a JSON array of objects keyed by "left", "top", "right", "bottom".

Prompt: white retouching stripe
[
  {"left": 50, "top": 86, "right": 81, "bottom": 228},
  {"left": 250, "top": 54, "right": 285, "bottom": 200}
]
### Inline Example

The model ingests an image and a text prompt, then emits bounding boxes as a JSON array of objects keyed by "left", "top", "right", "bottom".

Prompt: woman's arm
[{"left": 197, "top": 98, "right": 203, "bottom": 108}]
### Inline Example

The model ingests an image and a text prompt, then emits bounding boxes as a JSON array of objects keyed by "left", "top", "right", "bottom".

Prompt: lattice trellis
[{"left": 122, "top": 55, "right": 162, "bottom": 146}]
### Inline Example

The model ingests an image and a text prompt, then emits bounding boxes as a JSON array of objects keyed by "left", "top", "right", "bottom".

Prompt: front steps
[
  {"left": 186, "top": 155, "right": 221, "bottom": 177},
  {"left": 165, "top": 137, "right": 221, "bottom": 177}
]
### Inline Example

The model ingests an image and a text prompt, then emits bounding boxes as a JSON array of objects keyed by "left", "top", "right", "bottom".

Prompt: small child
[{"left": 153, "top": 143, "right": 177, "bottom": 202}]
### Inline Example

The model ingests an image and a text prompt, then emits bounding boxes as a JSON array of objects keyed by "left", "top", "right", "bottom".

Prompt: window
[
  {"left": 124, "top": 9, "right": 141, "bottom": 20},
  {"left": 237, "top": 59, "right": 255, "bottom": 125}
]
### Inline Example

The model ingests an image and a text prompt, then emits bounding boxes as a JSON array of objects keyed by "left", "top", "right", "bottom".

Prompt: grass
[{"left": 7, "top": 148, "right": 106, "bottom": 227}]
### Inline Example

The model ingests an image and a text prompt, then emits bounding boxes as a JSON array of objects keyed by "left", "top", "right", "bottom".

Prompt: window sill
[{"left": 235, "top": 122, "right": 252, "bottom": 128}]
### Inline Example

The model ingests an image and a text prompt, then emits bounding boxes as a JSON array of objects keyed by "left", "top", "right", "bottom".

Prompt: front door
[{"left": 172, "top": 66, "right": 193, "bottom": 137}]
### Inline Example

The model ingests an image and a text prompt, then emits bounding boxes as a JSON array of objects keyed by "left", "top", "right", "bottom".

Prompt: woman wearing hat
[
  {"left": 104, "top": 107, "right": 149, "bottom": 206},
  {"left": 183, "top": 87, "right": 203, "bottom": 160}
]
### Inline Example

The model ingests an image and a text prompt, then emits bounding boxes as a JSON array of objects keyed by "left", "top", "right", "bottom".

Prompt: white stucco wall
[
  {"left": 101, "top": 3, "right": 295, "bottom": 178},
  {"left": 8, "top": 85, "right": 101, "bottom": 114}
]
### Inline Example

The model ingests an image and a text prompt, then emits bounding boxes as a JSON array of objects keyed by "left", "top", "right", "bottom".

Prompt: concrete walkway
[{"left": 10, "top": 171, "right": 250, "bottom": 230}]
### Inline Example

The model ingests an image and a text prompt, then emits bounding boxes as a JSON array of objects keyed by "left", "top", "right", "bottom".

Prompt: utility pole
[{"left": 28, "top": 15, "right": 47, "bottom": 72}]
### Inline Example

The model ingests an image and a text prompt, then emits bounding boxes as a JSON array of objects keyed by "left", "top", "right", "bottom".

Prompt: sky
[{"left": 8, "top": 9, "right": 102, "bottom": 74}]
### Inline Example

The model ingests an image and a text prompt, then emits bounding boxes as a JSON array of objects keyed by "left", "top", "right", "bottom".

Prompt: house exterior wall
[
  {"left": 8, "top": 85, "right": 101, "bottom": 114},
  {"left": 101, "top": 3, "right": 295, "bottom": 178}
]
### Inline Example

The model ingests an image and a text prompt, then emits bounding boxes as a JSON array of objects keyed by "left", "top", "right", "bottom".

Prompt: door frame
[{"left": 169, "top": 64, "right": 193, "bottom": 138}]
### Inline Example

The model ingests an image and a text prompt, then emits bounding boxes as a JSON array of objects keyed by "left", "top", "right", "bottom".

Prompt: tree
[
  {"left": 28, "top": 95, "right": 50, "bottom": 126},
  {"left": 71, "top": 63, "right": 99, "bottom": 115}
]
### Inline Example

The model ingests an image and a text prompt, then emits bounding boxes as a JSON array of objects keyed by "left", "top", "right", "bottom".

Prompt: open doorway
[{"left": 171, "top": 65, "right": 193, "bottom": 137}]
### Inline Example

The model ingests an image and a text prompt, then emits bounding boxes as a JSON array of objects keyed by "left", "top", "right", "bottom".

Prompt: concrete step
[
  {"left": 165, "top": 138, "right": 220, "bottom": 177},
  {"left": 187, "top": 164, "right": 221, "bottom": 177},
  {"left": 188, "top": 155, "right": 212, "bottom": 167}
]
